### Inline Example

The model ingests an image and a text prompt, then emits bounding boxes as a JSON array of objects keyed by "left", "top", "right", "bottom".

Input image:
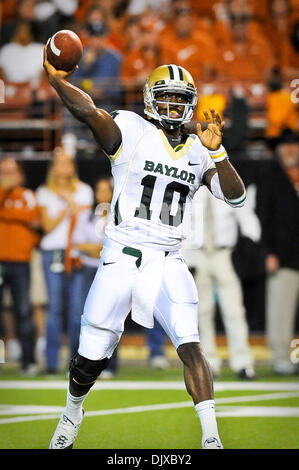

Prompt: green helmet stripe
[
  {"left": 168, "top": 65, "right": 174, "bottom": 80},
  {"left": 178, "top": 66, "right": 184, "bottom": 81}
]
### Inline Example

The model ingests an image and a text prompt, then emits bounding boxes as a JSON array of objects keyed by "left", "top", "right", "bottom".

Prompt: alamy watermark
[
  {"left": 290, "top": 339, "right": 299, "bottom": 365},
  {"left": 290, "top": 79, "right": 299, "bottom": 104},
  {"left": 93, "top": 201, "right": 203, "bottom": 244},
  {"left": 0, "top": 339, "right": 5, "bottom": 363},
  {"left": 0, "top": 80, "right": 5, "bottom": 104}
]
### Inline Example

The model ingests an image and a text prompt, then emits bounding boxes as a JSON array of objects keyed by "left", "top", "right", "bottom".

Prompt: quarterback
[{"left": 44, "top": 49, "right": 246, "bottom": 449}]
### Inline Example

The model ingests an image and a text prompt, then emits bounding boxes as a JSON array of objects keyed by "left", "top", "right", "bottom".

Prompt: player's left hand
[{"left": 196, "top": 108, "right": 225, "bottom": 151}]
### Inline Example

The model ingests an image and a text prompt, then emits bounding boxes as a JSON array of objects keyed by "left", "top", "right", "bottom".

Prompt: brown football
[{"left": 46, "top": 30, "right": 83, "bottom": 72}]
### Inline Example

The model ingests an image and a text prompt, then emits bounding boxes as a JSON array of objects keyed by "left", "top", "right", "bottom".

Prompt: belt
[
  {"left": 122, "top": 246, "right": 169, "bottom": 268},
  {"left": 103, "top": 237, "right": 170, "bottom": 269}
]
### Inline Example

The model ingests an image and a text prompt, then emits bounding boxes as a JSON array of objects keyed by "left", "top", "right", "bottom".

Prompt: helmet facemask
[{"left": 144, "top": 80, "right": 197, "bottom": 130}]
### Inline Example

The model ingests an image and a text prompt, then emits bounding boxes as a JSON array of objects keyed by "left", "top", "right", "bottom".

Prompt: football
[{"left": 46, "top": 30, "right": 83, "bottom": 72}]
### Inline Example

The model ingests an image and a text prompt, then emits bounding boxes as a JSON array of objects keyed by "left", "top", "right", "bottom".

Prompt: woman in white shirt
[
  {"left": 74, "top": 177, "right": 118, "bottom": 378},
  {"left": 37, "top": 148, "right": 93, "bottom": 374},
  {"left": 75, "top": 178, "right": 113, "bottom": 289}
]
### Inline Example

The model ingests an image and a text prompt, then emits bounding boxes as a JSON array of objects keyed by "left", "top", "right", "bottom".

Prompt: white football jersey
[{"left": 105, "top": 110, "right": 215, "bottom": 251}]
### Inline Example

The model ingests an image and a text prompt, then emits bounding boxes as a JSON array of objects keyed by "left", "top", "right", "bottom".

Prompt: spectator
[
  {"left": 258, "top": 128, "right": 299, "bottom": 375},
  {"left": 160, "top": 0, "right": 214, "bottom": 46},
  {"left": 37, "top": 148, "right": 93, "bottom": 374},
  {"left": 290, "top": 0, "right": 299, "bottom": 21},
  {"left": 75, "top": 177, "right": 113, "bottom": 299},
  {"left": 216, "top": 14, "right": 274, "bottom": 82},
  {"left": 265, "top": 72, "right": 299, "bottom": 150},
  {"left": 120, "top": 16, "right": 143, "bottom": 53},
  {"left": 0, "top": 157, "right": 39, "bottom": 375},
  {"left": 188, "top": 0, "right": 218, "bottom": 18},
  {"left": 212, "top": 0, "right": 267, "bottom": 46},
  {"left": 197, "top": 83, "right": 227, "bottom": 122},
  {"left": 93, "top": 0, "right": 129, "bottom": 52},
  {"left": 73, "top": 14, "right": 122, "bottom": 105},
  {"left": 0, "top": 21, "right": 44, "bottom": 86},
  {"left": 0, "top": 0, "right": 36, "bottom": 46},
  {"left": 249, "top": 0, "right": 271, "bottom": 22},
  {"left": 182, "top": 185, "right": 261, "bottom": 379},
  {"left": 74, "top": 176, "right": 119, "bottom": 379},
  {"left": 160, "top": 7, "right": 219, "bottom": 81},
  {"left": 263, "top": 0, "right": 293, "bottom": 69},
  {"left": 281, "top": 20, "right": 299, "bottom": 79},
  {"left": 33, "top": 0, "right": 79, "bottom": 43},
  {"left": 222, "top": 84, "right": 249, "bottom": 153},
  {"left": 127, "top": 0, "right": 171, "bottom": 16},
  {"left": 79, "top": 4, "right": 121, "bottom": 51},
  {"left": 121, "top": 26, "right": 162, "bottom": 86},
  {"left": 0, "top": 0, "right": 75, "bottom": 45},
  {"left": 1, "top": 0, "right": 19, "bottom": 26}
]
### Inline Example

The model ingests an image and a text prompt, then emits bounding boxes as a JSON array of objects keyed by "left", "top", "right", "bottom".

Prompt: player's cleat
[
  {"left": 49, "top": 410, "right": 84, "bottom": 449},
  {"left": 20, "top": 363, "right": 39, "bottom": 377},
  {"left": 236, "top": 366, "right": 256, "bottom": 380},
  {"left": 203, "top": 437, "right": 223, "bottom": 449}
]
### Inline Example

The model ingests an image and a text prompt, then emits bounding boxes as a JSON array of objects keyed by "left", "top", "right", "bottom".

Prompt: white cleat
[
  {"left": 49, "top": 410, "right": 84, "bottom": 449},
  {"left": 149, "top": 355, "right": 170, "bottom": 370},
  {"left": 203, "top": 437, "right": 224, "bottom": 449}
]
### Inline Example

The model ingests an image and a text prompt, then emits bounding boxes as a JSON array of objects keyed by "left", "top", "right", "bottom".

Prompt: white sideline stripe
[
  {"left": 1, "top": 391, "right": 299, "bottom": 416},
  {"left": 1, "top": 391, "right": 299, "bottom": 424},
  {"left": 0, "top": 405, "right": 65, "bottom": 415},
  {"left": 0, "top": 380, "right": 299, "bottom": 391},
  {"left": 216, "top": 391, "right": 299, "bottom": 404},
  {"left": 216, "top": 407, "right": 299, "bottom": 417}
]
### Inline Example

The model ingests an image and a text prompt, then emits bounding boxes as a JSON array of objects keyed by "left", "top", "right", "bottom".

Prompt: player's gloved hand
[
  {"left": 43, "top": 45, "right": 78, "bottom": 82},
  {"left": 196, "top": 108, "right": 225, "bottom": 151}
]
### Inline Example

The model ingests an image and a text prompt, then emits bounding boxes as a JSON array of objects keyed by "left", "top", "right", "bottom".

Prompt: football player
[{"left": 44, "top": 50, "right": 246, "bottom": 449}]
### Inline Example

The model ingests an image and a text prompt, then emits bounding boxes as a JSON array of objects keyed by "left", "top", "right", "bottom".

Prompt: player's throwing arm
[{"left": 43, "top": 45, "right": 122, "bottom": 157}]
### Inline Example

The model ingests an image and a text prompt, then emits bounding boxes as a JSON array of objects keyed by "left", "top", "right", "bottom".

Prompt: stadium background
[{"left": 0, "top": 0, "right": 299, "bottom": 451}]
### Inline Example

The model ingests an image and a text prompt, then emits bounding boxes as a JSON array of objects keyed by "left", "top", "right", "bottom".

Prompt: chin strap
[{"left": 160, "top": 119, "right": 182, "bottom": 131}]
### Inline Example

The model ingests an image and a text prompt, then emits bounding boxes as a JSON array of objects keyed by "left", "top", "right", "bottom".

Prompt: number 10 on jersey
[{"left": 134, "top": 175, "right": 190, "bottom": 227}]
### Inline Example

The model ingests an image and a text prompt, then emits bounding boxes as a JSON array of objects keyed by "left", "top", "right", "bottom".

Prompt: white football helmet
[{"left": 143, "top": 64, "right": 197, "bottom": 130}]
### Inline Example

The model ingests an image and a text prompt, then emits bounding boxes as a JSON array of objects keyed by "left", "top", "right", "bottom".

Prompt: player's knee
[
  {"left": 69, "top": 353, "right": 109, "bottom": 395},
  {"left": 177, "top": 342, "right": 202, "bottom": 367}
]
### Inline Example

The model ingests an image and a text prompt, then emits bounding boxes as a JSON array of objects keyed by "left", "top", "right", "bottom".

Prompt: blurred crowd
[
  {"left": 0, "top": 134, "right": 298, "bottom": 379},
  {"left": 0, "top": 149, "right": 120, "bottom": 376},
  {"left": 1, "top": 0, "right": 299, "bottom": 144},
  {"left": 0, "top": 0, "right": 298, "bottom": 380}
]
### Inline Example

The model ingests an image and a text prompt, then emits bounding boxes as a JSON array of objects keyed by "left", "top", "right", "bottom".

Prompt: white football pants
[{"left": 78, "top": 237, "right": 200, "bottom": 360}]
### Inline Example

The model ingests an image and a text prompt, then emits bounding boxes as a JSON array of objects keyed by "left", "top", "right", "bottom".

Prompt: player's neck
[{"left": 156, "top": 121, "right": 181, "bottom": 139}]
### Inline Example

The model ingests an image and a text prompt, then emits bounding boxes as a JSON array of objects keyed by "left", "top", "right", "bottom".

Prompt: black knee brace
[{"left": 69, "top": 353, "right": 109, "bottom": 395}]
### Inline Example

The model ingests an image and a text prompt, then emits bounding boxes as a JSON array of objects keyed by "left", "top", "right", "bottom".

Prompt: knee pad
[{"left": 69, "top": 353, "right": 109, "bottom": 395}]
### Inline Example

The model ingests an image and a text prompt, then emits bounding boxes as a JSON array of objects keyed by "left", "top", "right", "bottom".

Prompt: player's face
[{"left": 155, "top": 92, "right": 188, "bottom": 119}]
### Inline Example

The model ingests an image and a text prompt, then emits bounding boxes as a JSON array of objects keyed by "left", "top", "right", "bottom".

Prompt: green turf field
[{"left": 0, "top": 364, "right": 299, "bottom": 449}]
